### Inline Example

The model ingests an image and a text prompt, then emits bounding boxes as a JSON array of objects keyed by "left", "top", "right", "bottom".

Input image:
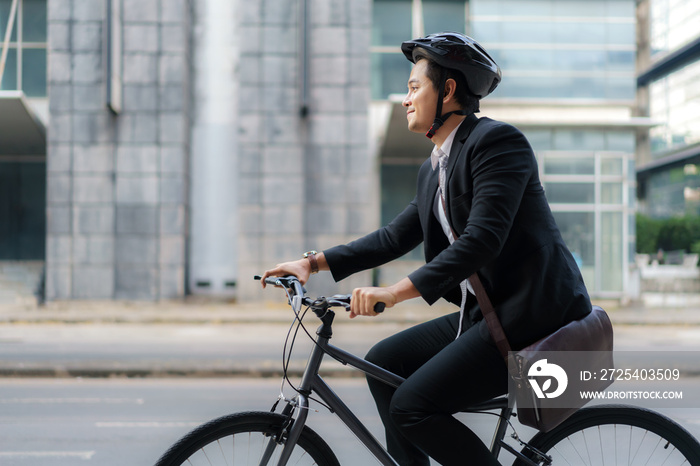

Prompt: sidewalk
[
  {"left": 1, "top": 298, "right": 699, "bottom": 326},
  {"left": 1, "top": 299, "right": 699, "bottom": 379}
]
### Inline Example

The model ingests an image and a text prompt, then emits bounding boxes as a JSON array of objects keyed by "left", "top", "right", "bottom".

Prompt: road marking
[
  {"left": 0, "top": 451, "right": 95, "bottom": 459},
  {"left": 0, "top": 397, "right": 144, "bottom": 404},
  {"left": 96, "top": 421, "right": 201, "bottom": 428}
]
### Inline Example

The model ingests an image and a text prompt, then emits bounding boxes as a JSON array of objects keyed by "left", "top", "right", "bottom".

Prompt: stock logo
[{"left": 528, "top": 359, "right": 568, "bottom": 399}]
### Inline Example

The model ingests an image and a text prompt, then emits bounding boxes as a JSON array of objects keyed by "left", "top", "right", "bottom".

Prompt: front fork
[
  {"left": 259, "top": 395, "right": 311, "bottom": 466},
  {"left": 263, "top": 311, "right": 332, "bottom": 466},
  {"left": 278, "top": 395, "right": 310, "bottom": 466}
]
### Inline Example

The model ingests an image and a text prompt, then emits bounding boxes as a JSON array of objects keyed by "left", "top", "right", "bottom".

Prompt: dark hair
[{"left": 418, "top": 56, "right": 480, "bottom": 114}]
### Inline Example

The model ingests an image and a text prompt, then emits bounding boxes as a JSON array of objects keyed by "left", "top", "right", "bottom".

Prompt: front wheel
[
  {"left": 155, "top": 411, "right": 340, "bottom": 466},
  {"left": 514, "top": 404, "right": 700, "bottom": 465}
]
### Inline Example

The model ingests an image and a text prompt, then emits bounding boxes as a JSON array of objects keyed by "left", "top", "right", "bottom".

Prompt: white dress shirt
[{"left": 430, "top": 120, "right": 473, "bottom": 337}]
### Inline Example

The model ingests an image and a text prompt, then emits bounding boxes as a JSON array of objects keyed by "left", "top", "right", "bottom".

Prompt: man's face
[{"left": 403, "top": 59, "right": 438, "bottom": 134}]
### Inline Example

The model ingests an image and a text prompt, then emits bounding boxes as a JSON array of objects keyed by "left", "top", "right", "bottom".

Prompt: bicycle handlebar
[{"left": 254, "top": 275, "right": 385, "bottom": 313}]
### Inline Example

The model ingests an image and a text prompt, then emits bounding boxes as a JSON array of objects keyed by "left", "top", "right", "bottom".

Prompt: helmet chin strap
[
  {"left": 425, "top": 69, "right": 467, "bottom": 139},
  {"left": 426, "top": 110, "right": 467, "bottom": 139}
]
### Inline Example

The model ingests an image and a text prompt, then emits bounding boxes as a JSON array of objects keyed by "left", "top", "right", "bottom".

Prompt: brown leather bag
[{"left": 470, "top": 273, "right": 614, "bottom": 432}]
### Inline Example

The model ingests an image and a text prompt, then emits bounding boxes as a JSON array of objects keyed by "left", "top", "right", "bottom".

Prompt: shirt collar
[{"left": 430, "top": 120, "right": 464, "bottom": 170}]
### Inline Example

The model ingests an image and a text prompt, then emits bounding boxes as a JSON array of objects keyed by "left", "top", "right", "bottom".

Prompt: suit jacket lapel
[
  {"left": 425, "top": 159, "right": 440, "bottom": 219},
  {"left": 444, "top": 114, "right": 479, "bottom": 211}
]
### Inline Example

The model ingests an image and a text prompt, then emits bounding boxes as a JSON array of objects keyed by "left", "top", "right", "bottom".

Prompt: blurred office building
[
  {"left": 0, "top": 0, "right": 647, "bottom": 303},
  {"left": 636, "top": 0, "right": 700, "bottom": 218}
]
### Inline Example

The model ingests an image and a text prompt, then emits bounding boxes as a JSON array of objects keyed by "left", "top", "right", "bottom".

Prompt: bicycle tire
[
  {"left": 513, "top": 404, "right": 700, "bottom": 466},
  {"left": 154, "top": 411, "right": 340, "bottom": 466}
]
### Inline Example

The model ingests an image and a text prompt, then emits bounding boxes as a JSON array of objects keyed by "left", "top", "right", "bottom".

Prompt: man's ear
[{"left": 443, "top": 78, "right": 458, "bottom": 105}]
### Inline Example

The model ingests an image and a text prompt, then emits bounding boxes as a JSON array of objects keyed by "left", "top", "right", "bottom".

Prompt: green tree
[
  {"left": 635, "top": 213, "right": 661, "bottom": 254},
  {"left": 636, "top": 214, "right": 700, "bottom": 253}
]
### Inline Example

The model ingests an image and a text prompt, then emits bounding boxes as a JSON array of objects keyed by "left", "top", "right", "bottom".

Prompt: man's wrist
[
  {"left": 388, "top": 277, "right": 421, "bottom": 304},
  {"left": 303, "top": 250, "right": 319, "bottom": 274}
]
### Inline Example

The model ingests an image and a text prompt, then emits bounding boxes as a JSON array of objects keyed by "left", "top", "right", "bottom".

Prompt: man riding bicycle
[{"left": 262, "top": 32, "right": 591, "bottom": 466}]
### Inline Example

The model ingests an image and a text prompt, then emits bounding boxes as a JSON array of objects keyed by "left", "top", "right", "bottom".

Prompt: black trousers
[{"left": 365, "top": 312, "right": 508, "bottom": 466}]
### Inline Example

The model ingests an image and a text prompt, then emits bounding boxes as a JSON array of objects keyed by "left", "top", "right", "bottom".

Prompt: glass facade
[
  {"left": 370, "top": 0, "right": 637, "bottom": 297},
  {"left": 649, "top": 60, "right": 700, "bottom": 155},
  {"left": 370, "top": 0, "right": 637, "bottom": 101},
  {"left": 650, "top": 0, "right": 700, "bottom": 59},
  {"left": 526, "top": 129, "right": 635, "bottom": 293},
  {"left": 470, "top": 0, "right": 636, "bottom": 100},
  {"left": 646, "top": 164, "right": 700, "bottom": 217},
  {"left": 371, "top": 0, "right": 466, "bottom": 100},
  {"left": 641, "top": 0, "right": 700, "bottom": 218},
  {"left": 0, "top": 0, "right": 47, "bottom": 97}
]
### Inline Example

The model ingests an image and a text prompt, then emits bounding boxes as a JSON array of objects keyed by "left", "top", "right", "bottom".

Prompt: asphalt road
[
  {"left": 1, "top": 377, "right": 700, "bottom": 466},
  {"left": 1, "top": 312, "right": 700, "bottom": 465}
]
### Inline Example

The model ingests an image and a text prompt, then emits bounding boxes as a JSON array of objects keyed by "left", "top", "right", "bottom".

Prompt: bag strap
[
  {"left": 438, "top": 192, "right": 513, "bottom": 360},
  {"left": 469, "top": 273, "right": 512, "bottom": 360}
]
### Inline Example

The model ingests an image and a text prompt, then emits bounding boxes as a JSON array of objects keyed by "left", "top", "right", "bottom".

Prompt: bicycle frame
[
  {"left": 275, "top": 307, "right": 540, "bottom": 466},
  {"left": 255, "top": 277, "right": 544, "bottom": 466}
]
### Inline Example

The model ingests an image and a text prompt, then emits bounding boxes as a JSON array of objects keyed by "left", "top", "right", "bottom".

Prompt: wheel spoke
[{"left": 517, "top": 407, "right": 700, "bottom": 466}]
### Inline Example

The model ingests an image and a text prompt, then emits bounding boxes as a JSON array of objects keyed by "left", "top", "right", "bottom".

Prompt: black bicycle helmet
[
  {"left": 402, "top": 32, "right": 501, "bottom": 99},
  {"left": 402, "top": 32, "right": 501, "bottom": 138}
]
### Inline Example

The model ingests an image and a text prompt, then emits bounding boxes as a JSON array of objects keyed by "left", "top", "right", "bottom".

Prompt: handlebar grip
[
  {"left": 253, "top": 275, "right": 281, "bottom": 286},
  {"left": 374, "top": 302, "right": 385, "bottom": 313}
]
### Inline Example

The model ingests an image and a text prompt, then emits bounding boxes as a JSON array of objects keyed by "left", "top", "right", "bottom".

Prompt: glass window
[
  {"left": 501, "top": 21, "right": 553, "bottom": 43},
  {"left": 521, "top": 129, "right": 553, "bottom": 151},
  {"left": 553, "top": 130, "right": 605, "bottom": 151},
  {"left": 423, "top": 0, "right": 465, "bottom": 36},
  {"left": 496, "top": 76, "right": 551, "bottom": 98},
  {"left": 606, "top": 50, "right": 635, "bottom": 71},
  {"left": 607, "top": 0, "right": 634, "bottom": 16},
  {"left": 22, "top": 48, "right": 47, "bottom": 97},
  {"left": 0, "top": 0, "right": 47, "bottom": 97},
  {"left": 554, "top": 21, "right": 606, "bottom": 44},
  {"left": 601, "top": 211, "right": 623, "bottom": 291},
  {"left": 606, "top": 22, "right": 635, "bottom": 45},
  {"left": 552, "top": 49, "right": 607, "bottom": 72},
  {"left": 600, "top": 157, "right": 623, "bottom": 175},
  {"left": 650, "top": 0, "right": 700, "bottom": 59},
  {"left": 601, "top": 182, "right": 623, "bottom": 204},
  {"left": 605, "top": 131, "right": 634, "bottom": 152},
  {"left": 545, "top": 182, "right": 595, "bottom": 204},
  {"left": 605, "top": 76, "right": 635, "bottom": 100},
  {"left": 627, "top": 159, "right": 636, "bottom": 182},
  {"left": 469, "top": 0, "right": 499, "bottom": 16},
  {"left": 554, "top": 0, "right": 606, "bottom": 17},
  {"left": 22, "top": 0, "right": 47, "bottom": 42},
  {"left": 544, "top": 156, "right": 595, "bottom": 175},
  {"left": 552, "top": 211, "right": 595, "bottom": 266},
  {"left": 501, "top": 0, "right": 552, "bottom": 16},
  {"left": 0, "top": 48, "right": 17, "bottom": 90},
  {"left": 649, "top": 60, "right": 700, "bottom": 154},
  {"left": 0, "top": 0, "right": 18, "bottom": 41},
  {"left": 372, "top": 0, "right": 412, "bottom": 47},
  {"left": 371, "top": 52, "right": 412, "bottom": 100},
  {"left": 497, "top": 48, "right": 554, "bottom": 71},
  {"left": 381, "top": 164, "right": 422, "bottom": 260},
  {"left": 570, "top": 75, "right": 610, "bottom": 99},
  {"left": 470, "top": 20, "right": 502, "bottom": 43}
]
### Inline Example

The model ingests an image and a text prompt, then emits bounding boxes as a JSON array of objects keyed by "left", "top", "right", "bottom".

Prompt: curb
[{"left": 0, "top": 362, "right": 364, "bottom": 379}]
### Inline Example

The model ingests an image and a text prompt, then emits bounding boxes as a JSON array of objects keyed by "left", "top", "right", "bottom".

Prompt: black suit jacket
[{"left": 324, "top": 114, "right": 591, "bottom": 349}]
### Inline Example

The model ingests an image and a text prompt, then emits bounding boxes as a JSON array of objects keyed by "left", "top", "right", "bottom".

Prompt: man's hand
[
  {"left": 349, "top": 287, "right": 397, "bottom": 318},
  {"left": 260, "top": 259, "right": 311, "bottom": 288},
  {"left": 260, "top": 252, "right": 329, "bottom": 288},
  {"left": 349, "top": 277, "right": 421, "bottom": 318}
]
